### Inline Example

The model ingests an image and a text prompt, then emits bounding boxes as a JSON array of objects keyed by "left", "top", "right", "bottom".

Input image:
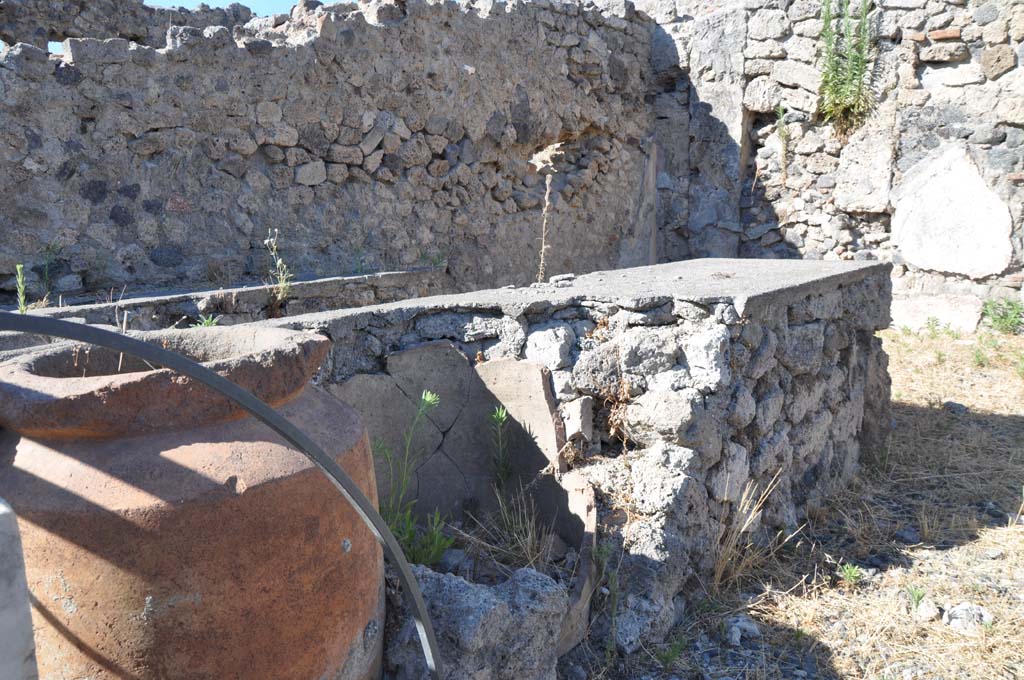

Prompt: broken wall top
[{"left": 266, "top": 259, "right": 893, "bottom": 330}]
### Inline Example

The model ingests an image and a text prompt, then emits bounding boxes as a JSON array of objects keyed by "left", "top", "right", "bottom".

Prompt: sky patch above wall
[{"left": 145, "top": 0, "right": 294, "bottom": 16}]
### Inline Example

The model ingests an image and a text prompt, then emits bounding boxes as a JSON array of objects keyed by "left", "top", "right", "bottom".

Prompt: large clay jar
[{"left": 0, "top": 327, "right": 383, "bottom": 680}]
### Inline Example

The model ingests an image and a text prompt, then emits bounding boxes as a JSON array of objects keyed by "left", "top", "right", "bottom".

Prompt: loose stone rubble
[{"left": 260, "top": 258, "right": 891, "bottom": 675}]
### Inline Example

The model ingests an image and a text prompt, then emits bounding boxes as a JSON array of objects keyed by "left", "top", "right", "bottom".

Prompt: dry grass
[
  {"left": 712, "top": 471, "right": 790, "bottom": 594},
  {"left": 640, "top": 327, "right": 1024, "bottom": 679},
  {"left": 457, "top": 485, "right": 557, "bottom": 576}
]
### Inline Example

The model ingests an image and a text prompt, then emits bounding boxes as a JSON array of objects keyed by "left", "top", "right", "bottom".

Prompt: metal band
[{"left": 0, "top": 312, "right": 442, "bottom": 678}]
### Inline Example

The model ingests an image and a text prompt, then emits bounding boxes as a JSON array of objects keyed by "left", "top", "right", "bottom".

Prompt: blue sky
[{"left": 145, "top": 1, "right": 294, "bottom": 16}]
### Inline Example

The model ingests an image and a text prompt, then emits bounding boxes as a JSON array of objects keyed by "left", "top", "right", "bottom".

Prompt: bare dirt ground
[{"left": 580, "top": 326, "right": 1024, "bottom": 680}]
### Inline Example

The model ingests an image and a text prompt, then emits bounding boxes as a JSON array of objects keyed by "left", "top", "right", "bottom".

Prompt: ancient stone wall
[
  {"left": 0, "top": 0, "right": 657, "bottom": 305},
  {"left": 626, "top": 0, "right": 1023, "bottom": 325},
  {"left": 2, "top": 0, "right": 1020, "bottom": 321}
]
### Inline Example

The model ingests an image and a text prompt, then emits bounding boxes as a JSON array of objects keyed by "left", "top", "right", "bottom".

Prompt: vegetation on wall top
[{"left": 819, "top": 0, "right": 875, "bottom": 138}]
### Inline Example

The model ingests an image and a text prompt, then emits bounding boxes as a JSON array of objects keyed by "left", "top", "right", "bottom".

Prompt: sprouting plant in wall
[
  {"left": 372, "top": 390, "right": 453, "bottom": 565},
  {"left": 192, "top": 314, "right": 222, "bottom": 327},
  {"left": 775, "top": 104, "right": 790, "bottom": 184},
  {"left": 819, "top": 0, "right": 875, "bottom": 138},
  {"left": 264, "top": 228, "right": 293, "bottom": 307},
  {"left": 604, "top": 565, "right": 620, "bottom": 665},
  {"left": 376, "top": 389, "right": 440, "bottom": 522},
  {"left": 39, "top": 241, "right": 63, "bottom": 299},
  {"left": 489, "top": 404, "right": 513, "bottom": 489},
  {"left": 15, "top": 264, "right": 28, "bottom": 314}
]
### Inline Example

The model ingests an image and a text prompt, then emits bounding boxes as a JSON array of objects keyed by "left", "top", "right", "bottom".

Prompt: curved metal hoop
[{"left": 0, "top": 312, "right": 442, "bottom": 679}]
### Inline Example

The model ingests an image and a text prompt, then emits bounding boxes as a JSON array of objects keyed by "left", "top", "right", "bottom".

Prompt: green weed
[
  {"left": 373, "top": 390, "right": 452, "bottom": 566},
  {"left": 906, "top": 585, "right": 926, "bottom": 609},
  {"left": 819, "top": 0, "right": 875, "bottom": 138},
  {"left": 981, "top": 299, "right": 1023, "bottom": 335},
  {"left": 489, "top": 405, "right": 513, "bottom": 489},
  {"left": 655, "top": 630, "right": 689, "bottom": 669},
  {"left": 15, "top": 264, "right": 27, "bottom": 314},
  {"left": 264, "top": 228, "right": 294, "bottom": 306},
  {"left": 192, "top": 314, "right": 221, "bottom": 327},
  {"left": 838, "top": 562, "right": 864, "bottom": 585}
]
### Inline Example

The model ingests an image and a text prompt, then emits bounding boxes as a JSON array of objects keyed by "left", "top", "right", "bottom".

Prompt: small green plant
[
  {"left": 39, "top": 242, "right": 62, "bottom": 298},
  {"left": 775, "top": 104, "right": 790, "bottom": 184},
  {"left": 654, "top": 630, "right": 688, "bottom": 669},
  {"left": 264, "top": 228, "right": 294, "bottom": 306},
  {"left": 935, "top": 350, "right": 946, "bottom": 365},
  {"left": 819, "top": 0, "right": 874, "bottom": 138},
  {"left": 604, "top": 566, "right": 620, "bottom": 665},
  {"left": 373, "top": 390, "right": 452, "bottom": 565},
  {"left": 972, "top": 347, "right": 989, "bottom": 368},
  {"left": 1015, "top": 353, "right": 1024, "bottom": 380},
  {"left": 386, "top": 506, "right": 454, "bottom": 566},
  {"left": 981, "top": 299, "right": 1023, "bottom": 335},
  {"left": 15, "top": 264, "right": 28, "bottom": 314},
  {"left": 489, "top": 405, "right": 513, "bottom": 489},
  {"left": 192, "top": 314, "right": 221, "bottom": 327},
  {"left": 906, "top": 585, "right": 926, "bottom": 609},
  {"left": 838, "top": 562, "right": 864, "bottom": 585}
]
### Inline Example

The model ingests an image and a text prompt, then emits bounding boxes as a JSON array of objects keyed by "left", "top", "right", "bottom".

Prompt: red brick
[{"left": 927, "top": 27, "right": 962, "bottom": 41}]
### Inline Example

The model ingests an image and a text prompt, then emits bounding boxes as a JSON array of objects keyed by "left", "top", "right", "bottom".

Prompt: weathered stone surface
[
  {"left": 981, "top": 44, "right": 1016, "bottom": 79},
  {"left": 385, "top": 566, "right": 568, "bottom": 679},
  {"left": 474, "top": 359, "right": 566, "bottom": 472},
  {"left": 748, "top": 9, "right": 790, "bottom": 40},
  {"left": 0, "top": 0, "right": 657, "bottom": 300},
  {"left": 687, "top": 8, "right": 747, "bottom": 256},
  {"left": 525, "top": 323, "right": 576, "bottom": 370},
  {"left": 833, "top": 100, "right": 897, "bottom": 213},
  {"left": 328, "top": 372, "right": 444, "bottom": 507},
  {"left": 891, "top": 145, "right": 1013, "bottom": 278},
  {"left": 0, "top": 499, "right": 37, "bottom": 680},
  {"left": 770, "top": 60, "right": 822, "bottom": 91},
  {"left": 294, "top": 160, "right": 327, "bottom": 186},
  {"left": 708, "top": 441, "right": 750, "bottom": 502},
  {"left": 387, "top": 342, "right": 473, "bottom": 431},
  {"left": 919, "top": 42, "right": 970, "bottom": 62},
  {"left": 744, "top": 76, "right": 783, "bottom": 112},
  {"left": 920, "top": 63, "right": 986, "bottom": 87},
  {"left": 780, "top": 322, "right": 825, "bottom": 375},
  {"left": 996, "top": 96, "right": 1024, "bottom": 125}
]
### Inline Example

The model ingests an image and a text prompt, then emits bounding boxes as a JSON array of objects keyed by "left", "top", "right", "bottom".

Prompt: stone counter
[{"left": 266, "top": 258, "right": 892, "bottom": 671}]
